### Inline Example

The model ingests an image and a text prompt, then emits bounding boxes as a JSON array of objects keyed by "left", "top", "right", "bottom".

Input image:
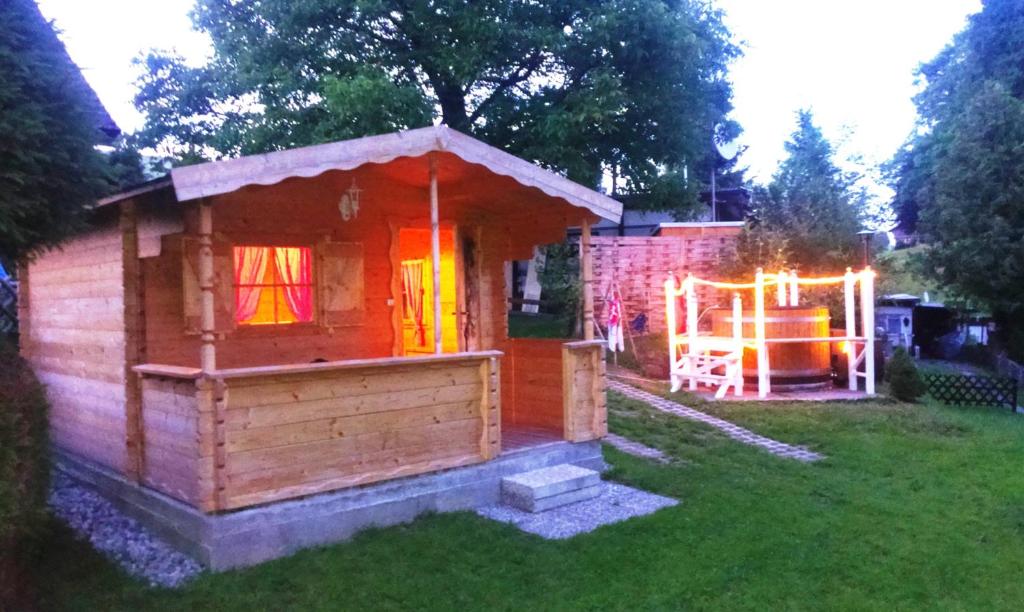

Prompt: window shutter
[
  {"left": 319, "top": 241, "right": 364, "bottom": 327},
  {"left": 212, "top": 238, "right": 234, "bottom": 332},
  {"left": 181, "top": 236, "right": 235, "bottom": 334}
]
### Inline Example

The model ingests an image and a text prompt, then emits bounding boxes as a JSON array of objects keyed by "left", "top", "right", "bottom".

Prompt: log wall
[
  {"left": 562, "top": 340, "right": 608, "bottom": 442},
  {"left": 207, "top": 353, "right": 501, "bottom": 510},
  {"left": 22, "top": 215, "right": 128, "bottom": 472},
  {"left": 139, "top": 374, "right": 204, "bottom": 505},
  {"left": 501, "top": 338, "right": 565, "bottom": 432},
  {"left": 590, "top": 234, "right": 739, "bottom": 335}
]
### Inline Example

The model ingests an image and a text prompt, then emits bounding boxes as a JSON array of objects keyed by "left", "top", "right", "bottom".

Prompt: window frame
[{"left": 232, "top": 244, "right": 316, "bottom": 327}]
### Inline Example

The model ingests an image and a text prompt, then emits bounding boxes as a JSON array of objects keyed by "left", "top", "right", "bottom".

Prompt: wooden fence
[{"left": 922, "top": 373, "right": 1018, "bottom": 411}]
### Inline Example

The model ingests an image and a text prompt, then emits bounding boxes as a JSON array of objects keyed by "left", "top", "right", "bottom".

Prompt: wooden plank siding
[
  {"left": 23, "top": 215, "right": 129, "bottom": 473},
  {"left": 501, "top": 338, "right": 566, "bottom": 432},
  {"left": 562, "top": 340, "right": 608, "bottom": 442},
  {"left": 139, "top": 375, "right": 205, "bottom": 505},
  {"left": 501, "top": 338, "right": 608, "bottom": 442},
  {"left": 137, "top": 352, "right": 502, "bottom": 511},
  {"left": 590, "top": 234, "right": 739, "bottom": 335}
]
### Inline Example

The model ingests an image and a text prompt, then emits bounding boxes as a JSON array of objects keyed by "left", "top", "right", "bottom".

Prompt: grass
[
  {"left": 507, "top": 311, "right": 572, "bottom": 338},
  {"left": 31, "top": 391, "right": 1024, "bottom": 611},
  {"left": 875, "top": 245, "right": 946, "bottom": 303}
]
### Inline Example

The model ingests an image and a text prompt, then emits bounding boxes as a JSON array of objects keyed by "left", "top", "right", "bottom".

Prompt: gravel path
[
  {"left": 609, "top": 380, "right": 825, "bottom": 462},
  {"left": 477, "top": 482, "right": 677, "bottom": 539},
  {"left": 49, "top": 472, "right": 203, "bottom": 588}
]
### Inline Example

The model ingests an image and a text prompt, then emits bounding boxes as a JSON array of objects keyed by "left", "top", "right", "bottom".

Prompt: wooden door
[{"left": 457, "top": 226, "right": 482, "bottom": 352}]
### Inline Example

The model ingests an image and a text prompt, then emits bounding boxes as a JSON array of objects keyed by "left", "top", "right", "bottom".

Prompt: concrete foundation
[{"left": 55, "top": 440, "right": 605, "bottom": 571}]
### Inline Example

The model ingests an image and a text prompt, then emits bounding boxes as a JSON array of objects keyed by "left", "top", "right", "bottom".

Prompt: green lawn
[
  {"left": 507, "top": 311, "right": 572, "bottom": 338},
  {"left": 34, "top": 390, "right": 1024, "bottom": 611}
]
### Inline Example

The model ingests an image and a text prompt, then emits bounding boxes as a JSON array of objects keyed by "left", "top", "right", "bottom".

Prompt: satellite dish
[{"left": 713, "top": 123, "right": 740, "bottom": 161}]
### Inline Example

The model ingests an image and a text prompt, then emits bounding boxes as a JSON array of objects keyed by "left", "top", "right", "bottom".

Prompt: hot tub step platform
[{"left": 501, "top": 464, "right": 601, "bottom": 512}]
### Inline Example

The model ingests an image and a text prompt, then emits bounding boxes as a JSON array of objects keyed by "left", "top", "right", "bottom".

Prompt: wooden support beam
[
  {"left": 121, "top": 201, "right": 145, "bottom": 482},
  {"left": 581, "top": 218, "right": 594, "bottom": 340},
  {"left": 754, "top": 268, "right": 770, "bottom": 398},
  {"left": 844, "top": 268, "right": 857, "bottom": 391},
  {"left": 686, "top": 275, "right": 698, "bottom": 391},
  {"left": 861, "top": 267, "right": 876, "bottom": 395},
  {"left": 429, "top": 155, "right": 443, "bottom": 354},
  {"left": 198, "top": 200, "right": 216, "bottom": 373}
]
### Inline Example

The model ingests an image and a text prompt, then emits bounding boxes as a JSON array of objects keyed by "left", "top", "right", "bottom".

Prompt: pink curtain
[
  {"left": 234, "top": 246, "right": 270, "bottom": 323},
  {"left": 402, "top": 260, "right": 426, "bottom": 346},
  {"left": 274, "top": 247, "right": 313, "bottom": 322}
]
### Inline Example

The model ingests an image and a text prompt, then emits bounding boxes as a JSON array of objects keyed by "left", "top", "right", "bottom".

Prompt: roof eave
[{"left": 170, "top": 126, "right": 623, "bottom": 223}]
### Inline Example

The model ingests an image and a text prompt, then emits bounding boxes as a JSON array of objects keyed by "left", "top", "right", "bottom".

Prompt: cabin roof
[{"left": 103, "top": 127, "right": 622, "bottom": 223}]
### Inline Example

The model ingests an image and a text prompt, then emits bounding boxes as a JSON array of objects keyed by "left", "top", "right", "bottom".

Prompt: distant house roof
[
  {"left": 30, "top": 1, "right": 120, "bottom": 144},
  {"left": 879, "top": 294, "right": 922, "bottom": 307},
  {"left": 98, "top": 126, "right": 624, "bottom": 223}
]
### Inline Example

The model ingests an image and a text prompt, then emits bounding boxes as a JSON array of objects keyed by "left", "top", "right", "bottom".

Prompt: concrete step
[{"left": 501, "top": 464, "right": 601, "bottom": 512}]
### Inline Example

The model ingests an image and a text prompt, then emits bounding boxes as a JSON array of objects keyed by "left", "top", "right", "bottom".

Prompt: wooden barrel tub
[{"left": 710, "top": 306, "right": 832, "bottom": 388}]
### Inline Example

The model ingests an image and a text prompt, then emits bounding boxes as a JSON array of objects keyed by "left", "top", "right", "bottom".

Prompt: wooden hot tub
[{"left": 710, "top": 306, "right": 832, "bottom": 388}]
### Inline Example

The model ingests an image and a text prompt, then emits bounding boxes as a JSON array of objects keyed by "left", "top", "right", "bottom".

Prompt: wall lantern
[{"left": 339, "top": 179, "right": 362, "bottom": 221}]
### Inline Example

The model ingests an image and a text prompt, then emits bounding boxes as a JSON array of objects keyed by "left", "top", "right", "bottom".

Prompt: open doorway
[{"left": 398, "top": 227, "right": 459, "bottom": 355}]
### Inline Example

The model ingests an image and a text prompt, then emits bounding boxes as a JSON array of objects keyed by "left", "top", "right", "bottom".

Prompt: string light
[{"left": 665, "top": 267, "right": 876, "bottom": 398}]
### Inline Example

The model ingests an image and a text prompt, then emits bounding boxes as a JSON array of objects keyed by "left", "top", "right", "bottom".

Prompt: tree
[
  {"left": 134, "top": 0, "right": 739, "bottom": 214},
  {"left": 890, "top": 0, "right": 1024, "bottom": 358},
  {"left": 0, "top": 0, "right": 114, "bottom": 264},
  {"left": 723, "top": 110, "right": 865, "bottom": 276}
]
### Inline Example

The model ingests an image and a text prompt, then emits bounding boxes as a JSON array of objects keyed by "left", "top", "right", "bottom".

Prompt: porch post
[
  {"left": 861, "top": 267, "right": 876, "bottom": 395},
  {"left": 198, "top": 200, "right": 217, "bottom": 372},
  {"left": 844, "top": 268, "right": 857, "bottom": 391},
  {"left": 429, "top": 155, "right": 443, "bottom": 354},
  {"left": 581, "top": 218, "right": 594, "bottom": 340}
]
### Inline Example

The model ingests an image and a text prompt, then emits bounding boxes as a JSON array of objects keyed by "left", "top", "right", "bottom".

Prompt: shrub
[
  {"left": 0, "top": 339, "right": 50, "bottom": 609},
  {"left": 886, "top": 347, "right": 927, "bottom": 402}
]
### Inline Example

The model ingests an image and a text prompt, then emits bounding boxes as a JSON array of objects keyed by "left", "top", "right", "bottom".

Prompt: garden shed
[{"left": 19, "top": 126, "right": 620, "bottom": 566}]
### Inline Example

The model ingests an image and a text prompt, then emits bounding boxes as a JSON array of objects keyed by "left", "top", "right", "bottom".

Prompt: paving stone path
[
  {"left": 604, "top": 433, "right": 670, "bottom": 463},
  {"left": 608, "top": 380, "right": 825, "bottom": 462}
]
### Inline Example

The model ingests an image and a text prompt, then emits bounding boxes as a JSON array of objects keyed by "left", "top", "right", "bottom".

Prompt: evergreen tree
[
  {"left": 0, "top": 0, "right": 112, "bottom": 264},
  {"left": 133, "top": 0, "right": 740, "bottom": 215},
  {"left": 724, "top": 110, "right": 865, "bottom": 276},
  {"left": 890, "top": 0, "right": 1024, "bottom": 358}
]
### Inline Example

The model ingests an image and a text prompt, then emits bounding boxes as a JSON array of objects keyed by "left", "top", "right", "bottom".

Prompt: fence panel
[
  {"left": 0, "top": 278, "right": 17, "bottom": 334},
  {"left": 922, "top": 373, "right": 1018, "bottom": 411}
]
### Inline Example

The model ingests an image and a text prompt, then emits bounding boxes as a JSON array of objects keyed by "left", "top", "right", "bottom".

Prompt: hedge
[{"left": 0, "top": 339, "right": 50, "bottom": 608}]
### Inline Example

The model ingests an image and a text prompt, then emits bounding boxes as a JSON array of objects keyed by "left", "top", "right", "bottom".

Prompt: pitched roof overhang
[{"left": 164, "top": 126, "right": 622, "bottom": 223}]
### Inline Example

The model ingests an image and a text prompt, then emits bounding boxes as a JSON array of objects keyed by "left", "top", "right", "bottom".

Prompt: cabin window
[{"left": 234, "top": 246, "right": 314, "bottom": 325}]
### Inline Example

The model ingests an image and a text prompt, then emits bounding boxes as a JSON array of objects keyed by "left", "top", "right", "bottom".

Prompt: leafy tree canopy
[
  {"left": 889, "top": 0, "right": 1024, "bottom": 356},
  {"left": 134, "top": 0, "right": 740, "bottom": 214},
  {"left": 724, "top": 110, "right": 866, "bottom": 276},
  {"left": 0, "top": 0, "right": 114, "bottom": 264}
]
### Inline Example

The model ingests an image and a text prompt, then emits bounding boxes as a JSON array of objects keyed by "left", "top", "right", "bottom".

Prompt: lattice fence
[
  {"left": 922, "top": 373, "right": 1018, "bottom": 411},
  {"left": 0, "top": 278, "right": 17, "bottom": 335}
]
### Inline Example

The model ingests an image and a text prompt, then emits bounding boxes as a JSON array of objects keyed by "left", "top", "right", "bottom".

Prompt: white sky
[{"left": 39, "top": 0, "right": 980, "bottom": 187}]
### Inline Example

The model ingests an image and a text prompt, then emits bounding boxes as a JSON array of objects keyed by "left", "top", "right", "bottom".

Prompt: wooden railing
[
  {"left": 561, "top": 340, "right": 607, "bottom": 441},
  {"left": 502, "top": 338, "right": 607, "bottom": 442},
  {"left": 135, "top": 352, "right": 501, "bottom": 512}
]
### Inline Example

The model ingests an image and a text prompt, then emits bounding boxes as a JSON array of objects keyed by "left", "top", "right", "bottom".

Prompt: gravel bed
[
  {"left": 49, "top": 472, "right": 203, "bottom": 588},
  {"left": 476, "top": 482, "right": 678, "bottom": 539}
]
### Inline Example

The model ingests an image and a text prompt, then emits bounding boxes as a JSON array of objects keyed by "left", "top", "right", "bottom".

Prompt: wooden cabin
[{"left": 20, "top": 126, "right": 619, "bottom": 518}]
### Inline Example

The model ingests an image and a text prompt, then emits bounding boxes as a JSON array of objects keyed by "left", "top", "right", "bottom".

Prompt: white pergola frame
[{"left": 664, "top": 267, "right": 876, "bottom": 399}]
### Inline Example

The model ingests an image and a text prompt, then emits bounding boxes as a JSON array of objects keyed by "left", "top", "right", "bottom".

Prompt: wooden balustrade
[{"left": 134, "top": 351, "right": 501, "bottom": 512}]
